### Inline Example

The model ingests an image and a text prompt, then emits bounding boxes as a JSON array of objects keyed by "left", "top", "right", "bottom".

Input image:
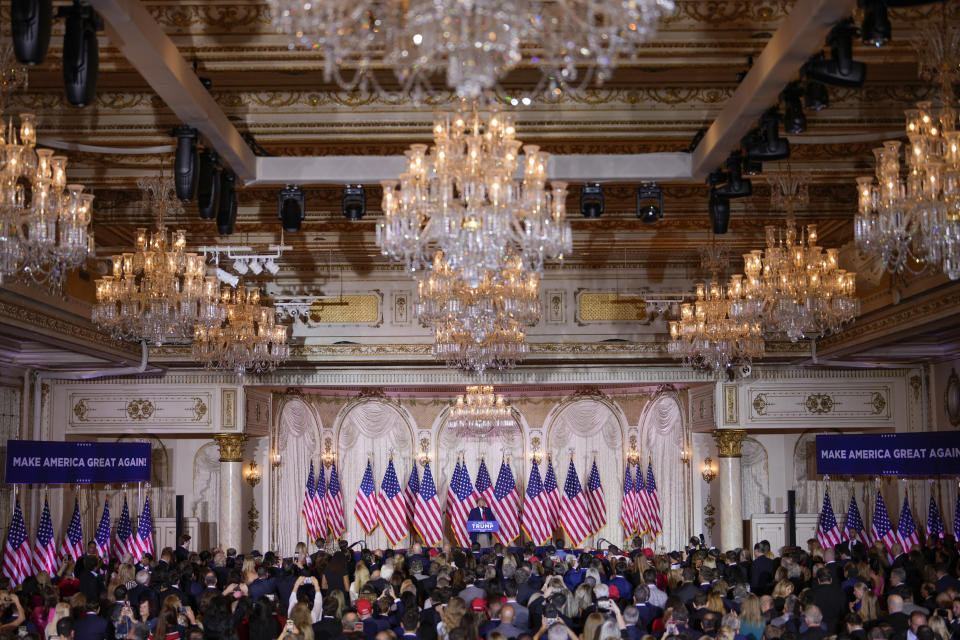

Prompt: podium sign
[{"left": 467, "top": 520, "right": 499, "bottom": 533}]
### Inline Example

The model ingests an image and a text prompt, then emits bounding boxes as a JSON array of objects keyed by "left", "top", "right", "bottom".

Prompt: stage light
[
  {"left": 860, "top": 0, "right": 891, "bottom": 47},
  {"left": 232, "top": 258, "right": 249, "bottom": 275},
  {"left": 248, "top": 259, "right": 263, "bottom": 275},
  {"left": 216, "top": 268, "right": 239, "bottom": 288},
  {"left": 804, "top": 77, "right": 829, "bottom": 111},
  {"left": 636, "top": 184, "right": 663, "bottom": 224},
  {"left": 197, "top": 150, "right": 220, "bottom": 220},
  {"left": 744, "top": 109, "right": 790, "bottom": 162},
  {"left": 580, "top": 183, "right": 604, "bottom": 218},
  {"left": 807, "top": 20, "right": 867, "bottom": 88},
  {"left": 742, "top": 156, "right": 763, "bottom": 176},
  {"left": 279, "top": 185, "right": 305, "bottom": 232},
  {"left": 782, "top": 82, "right": 807, "bottom": 134},
  {"left": 58, "top": 1, "right": 102, "bottom": 107},
  {"left": 264, "top": 259, "right": 280, "bottom": 275},
  {"left": 11, "top": 0, "right": 53, "bottom": 65},
  {"left": 712, "top": 153, "right": 753, "bottom": 199},
  {"left": 217, "top": 169, "right": 237, "bottom": 235},
  {"left": 174, "top": 126, "right": 199, "bottom": 201},
  {"left": 342, "top": 185, "right": 366, "bottom": 220},
  {"left": 709, "top": 193, "right": 731, "bottom": 235}
]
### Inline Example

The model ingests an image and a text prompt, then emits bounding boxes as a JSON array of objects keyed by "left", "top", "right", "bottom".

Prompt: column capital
[
  {"left": 213, "top": 433, "right": 248, "bottom": 462},
  {"left": 712, "top": 428, "right": 747, "bottom": 458}
]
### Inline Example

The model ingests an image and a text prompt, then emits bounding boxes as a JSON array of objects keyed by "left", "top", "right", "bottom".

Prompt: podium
[{"left": 467, "top": 520, "right": 498, "bottom": 547}]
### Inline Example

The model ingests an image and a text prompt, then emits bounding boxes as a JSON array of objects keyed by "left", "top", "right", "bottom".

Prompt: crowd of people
[{"left": 1, "top": 532, "right": 959, "bottom": 640}]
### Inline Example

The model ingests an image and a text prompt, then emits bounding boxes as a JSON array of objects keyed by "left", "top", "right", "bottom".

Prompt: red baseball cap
[
  {"left": 471, "top": 598, "right": 487, "bottom": 612},
  {"left": 356, "top": 599, "right": 372, "bottom": 615}
]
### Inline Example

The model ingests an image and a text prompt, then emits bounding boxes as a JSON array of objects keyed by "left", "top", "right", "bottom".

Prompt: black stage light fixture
[
  {"left": 712, "top": 153, "right": 753, "bottom": 199},
  {"left": 58, "top": 1, "right": 102, "bottom": 107},
  {"left": 807, "top": 19, "right": 867, "bottom": 88},
  {"left": 742, "top": 155, "right": 763, "bottom": 176},
  {"left": 745, "top": 108, "right": 790, "bottom": 162},
  {"left": 636, "top": 184, "right": 663, "bottom": 224},
  {"left": 174, "top": 126, "right": 199, "bottom": 201},
  {"left": 860, "top": 0, "right": 891, "bottom": 47},
  {"left": 11, "top": 0, "right": 53, "bottom": 65},
  {"left": 580, "top": 183, "right": 604, "bottom": 218},
  {"left": 782, "top": 82, "right": 807, "bottom": 134},
  {"left": 709, "top": 193, "right": 731, "bottom": 235},
  {"left": 197, "top": 150, "right": 220, "bottom": 220},
  {"left": 342, "top": 184, "right": 366, "bottom": 220},
  {"left": 279, "top": 185, "right": 305, "bottom": 232},
  {"left": 804, "top": 75, "right": 830, "bottom": 111},
  {"left": 217, "top": 169, "right": 237, "bottom": 235}
]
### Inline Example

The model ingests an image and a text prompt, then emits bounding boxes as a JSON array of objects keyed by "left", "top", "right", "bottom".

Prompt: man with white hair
[{"left": 799, "top": 605, "right": 827, "bottom": 640}]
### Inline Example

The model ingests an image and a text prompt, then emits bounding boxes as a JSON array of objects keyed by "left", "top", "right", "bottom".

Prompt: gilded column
[
  {"left": 214, "top": 434, "right": 247, "bottom": 551},
  {"left": 712, "top": 429, "right": 746, "bottom": 552}
]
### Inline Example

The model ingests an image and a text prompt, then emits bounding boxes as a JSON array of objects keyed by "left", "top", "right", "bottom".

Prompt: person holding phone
[
  {"left": 0, "top": 589, "right": 26, "bottom": 633},
  {"left": 279, "top": 602, "right": 315, "bottom": 640}
]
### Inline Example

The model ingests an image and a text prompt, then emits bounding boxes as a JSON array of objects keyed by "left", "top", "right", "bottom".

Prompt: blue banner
[
  {"left": 816, "top": 432, "right": 960, "bottom": 476},
  {"left": 5, "top": 440, "right": 151, "bottom": 484},
  {"left": 467, "top": 520, "right": 499, "bottom": 532}
]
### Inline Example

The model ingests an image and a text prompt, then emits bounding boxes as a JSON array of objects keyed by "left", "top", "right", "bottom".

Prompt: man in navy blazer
[
  {"left": 74, "top": 600, "right": 108, "bottom": 640},
  {"left": 468, "top": 497, "right": 496, "bottom": 547}
]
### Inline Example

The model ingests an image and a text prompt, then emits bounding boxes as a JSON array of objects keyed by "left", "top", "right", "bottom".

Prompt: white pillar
[
  {"left": 713, "top": 429, "right": 746, "bottom": 552},
  {"left": 214, "top": 434, "right": 247, "bottom": 551}
]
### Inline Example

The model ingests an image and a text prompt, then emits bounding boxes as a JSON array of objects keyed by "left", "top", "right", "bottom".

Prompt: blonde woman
[
  {"left": 44, "top": 602, "right": 71, "bottom": 639},
  {"left": 707, "top": 593, "right": 726, "bottom": 616},
  {"left": 438, "top": 597, "right": 467, "bottom": 640},
  {"left": 771, "top": 580, "right": 794, "bottom": 600},
  {"left": 349, "top": 561, "right": 371, "bottom": 604},
  {"left": 279, "top": 602, "right": 316, "bottom": 640},
  {"left": 581, "top": 612, "right": 605, "bottom": 640},
  {"left": 739, "top": 594, "right": 764, "bottom": 640}
]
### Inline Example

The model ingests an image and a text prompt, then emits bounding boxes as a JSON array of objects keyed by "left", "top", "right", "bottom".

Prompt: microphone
[{"left": 349, "top": 540, "right": 364, "bottom": 549}]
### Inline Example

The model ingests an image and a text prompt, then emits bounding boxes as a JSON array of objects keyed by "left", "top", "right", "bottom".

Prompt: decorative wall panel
[{"left": 68, "top": 392, "right": 212, "bottom": 430}]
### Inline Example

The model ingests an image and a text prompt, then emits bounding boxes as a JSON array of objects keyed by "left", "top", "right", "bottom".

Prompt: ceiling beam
[
  {"left": 690, "top": 0, "right": 856, "bottom": 180},
  {"left": 87, "top": 0, "right": 257, "bottom": 183}
]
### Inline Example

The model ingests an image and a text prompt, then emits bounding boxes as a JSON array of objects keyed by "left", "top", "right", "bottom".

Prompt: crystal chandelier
[
  {"left": 420, "top": 252, "right": 538, "bottom": 372},
  {"left": 738, "top": 174, "right": 859, "bottom": 342},
  {"left": 448, "top": 385, "right": 514, "bottom": 441},
  {"left": 0, "top": 112, "right": 95, "bottom": 287},
  {"left": 667, "top": 278, "right": 764, "bottom": 373},
  {"left": 192, "top": 285, "right": 289, "bottom": 375},
  {"left": 854, "top": 25, "right": 960, "bottom": 280},
  {"left": 378, "top": 106, "right": 570, "bottom": 371},
  {"left": 267, "top": 0, "right": 674, "bottom": 99},
  {"left": 92, "top": 177, "right": 220, "bottom": 345}
]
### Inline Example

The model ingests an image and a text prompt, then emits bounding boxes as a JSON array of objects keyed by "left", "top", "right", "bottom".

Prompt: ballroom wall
[{"left": 2, "top": 363, "right": 953, "bottom": 557}]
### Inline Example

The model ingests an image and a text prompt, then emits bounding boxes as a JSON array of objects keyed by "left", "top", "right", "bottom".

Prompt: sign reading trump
[
  {"left": 816, "top": 432, "right": 960, "bottom": 476},
  {"left": 5, "top": 440, "right": 151, "bottom": 484}
]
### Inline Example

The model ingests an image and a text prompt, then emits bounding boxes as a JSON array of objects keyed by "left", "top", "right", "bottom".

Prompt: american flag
[
  {"left": 476, "top": 458, "right": 495, "bottom": 508},
  {"left": 586, "top": 459, "right": 606, "bottom": 534},
  {"left": 843, "top": 494, "right": 872, "bottom": 548},
  {"left": 314, "top": 463, "right": 328, "bottom": 540},
  {"left": 414, "top": 461, "right": 443, "bottom": 547},
  {"left": 954, "top": 490, "right": 960, "bottom": 540},
  {"left": 60, "top": 498, "right": 84, "bottom": 564},
  {"left": 377, "top": 459, "right": 408, "bottom": 545},
  {"left": 521, "top": 460, "right": 552, "bottom": 546},
  {"left": 620, "top": 464, "right": 637, "bottom": 535},
  {"left": 302, "top": 461, "right": 321, "bottom": 541},
  {"left": 543, "top": 457, "right": 561, "bottom": 531},
  {"left": 491, "top": 458, "right": 521, "bottom": 544},
  {"left": 355, "top": 460, "right": 379, "bottom": 534},
  {"left": 325, "top": 461, "right": 345, "bottom": 538},
  {"left": 446, "top": 458, "right": 477, "bottom": 548},
  {"left": 896, "top": 495, "right": 920, "bottom": 552},
  {"left": 634, "top": 465, "right": 650, "bottom": 535},
  {"left": 114, "top": 496, "right": 135, "bottom": 560},
  {"left": 132, "top": 496, "right": 154, "bottom": 562},
  {"left": 95, "top": 498, "right": 112, "bottom": 560},
  {"left": 816, "top": 488, "right": 843, "bottom": 549},
  {"left": 405, "top": 463, "right": 420, "bottom": 527},
  {"left": 646, "top": 461, "right": 662, "bottom": 537},
  {"left": 870, "top": 491, "right": 898, "bottom": 555},
  {"left": 559, "top": 458, "right": 591, "bottom": 548},
  {"left": 926, "top": 495, "right": 943, "bottom": 539},
  {"left": 33, "top": 497, "right": 58, "bottom": 576},
  {"left": 3, "top": 500, "right": 31, "bottom": 586}
]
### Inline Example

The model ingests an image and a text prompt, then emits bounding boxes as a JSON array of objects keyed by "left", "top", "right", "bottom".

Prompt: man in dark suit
[
  {"left": 750, "top": 543, "right": 775, "bottom": 595},
  {"left": 78, "top": 556, "right": 104, "bottom": 604},
  {"left": 314, "top": 599, "right": 343, "bottom": 640},
  {"left": 844, "top": 613, "right": 867, "bottom": 640},
  {"left": 933, "top": 564, "right": 959, "bottom": 595},
  {"left": 74, "top": 600, "right": 108, "bottom": 640},
  {"left": 881, "top": 595, "right": 910, "bottom": 636},
  {"left": 631, "top": 585, "right": 661, "bottom": 631},
  {"left": 398, "top": 609, "right": 425, "bottom": 640},
  {"left": 673, "top": 567, "right": 701, "bottom": 606},
  {"left": 621, "top": 606, "right": 645, "bottom": 640},
  {"left": 468, "top": 497, "right": 496, "bottom": 548},
  {"left": 809, "top": 568, "right": 846, "bottom": 633},
  {"left": 248, "top": 565, "right": 280, "bottom": 601},
  {"left": 798, "top": 605, "right": 828, "bottom": 640}
]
